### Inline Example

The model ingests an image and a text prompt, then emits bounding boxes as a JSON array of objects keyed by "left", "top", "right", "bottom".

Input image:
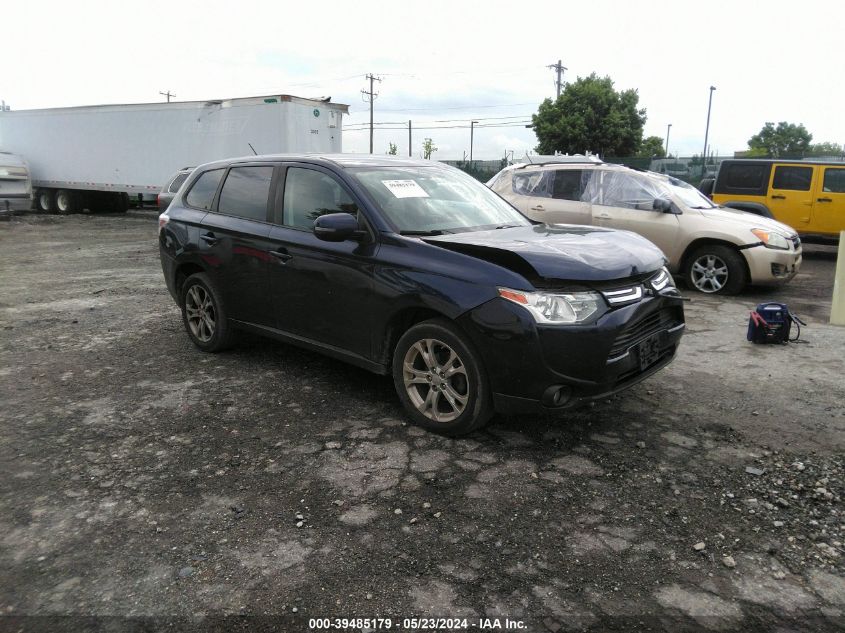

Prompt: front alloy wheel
[
  {"left": 690, "top": 253, "right": 729, "bottom": 293},
  {"left": 392, "top": 319, "right": 493, "bottom": 436},
  {"left": 685, "top": 244, "right": 747, "bottom": 295},
  {"left": 403, "top": 338, "right": 469, "bottom": 423}
]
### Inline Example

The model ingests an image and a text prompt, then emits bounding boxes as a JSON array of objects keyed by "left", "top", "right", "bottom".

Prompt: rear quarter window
[
  {"left": 168, "top": 172, "right": 190, "bottom": 193},
  {"left": 185, "top": 169, "right": 225, "bottom": 210},
  {"left": 715, "top": 162, "right": 772, "bottom": 196}
]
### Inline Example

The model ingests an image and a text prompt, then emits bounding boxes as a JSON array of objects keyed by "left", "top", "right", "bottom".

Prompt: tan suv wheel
[{"left": 685, "top": 245, "right": 747, "bottom": 295}]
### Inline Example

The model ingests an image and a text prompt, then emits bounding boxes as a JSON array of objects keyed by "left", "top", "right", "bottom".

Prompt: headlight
[
  {"left": 498, "top": 288, "right": 603, "bottom": 324},
  {"left": 651, "top": 267, "right": 674, "bottom": 291},
  {"left": 751, "top": 228, "right": 790, "bottom": 250}
]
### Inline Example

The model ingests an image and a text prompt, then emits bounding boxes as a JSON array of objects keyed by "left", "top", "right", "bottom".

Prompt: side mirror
[
  {"left": 652, "top": 198, "right": 673, "bottom": 213},
  {"left": 313, "top": 213, "right": 362, "bottom": 242}
]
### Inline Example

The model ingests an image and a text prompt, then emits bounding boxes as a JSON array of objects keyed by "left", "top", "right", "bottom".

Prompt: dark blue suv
[{"left": 158, "top": 155, "right": 685, "bottom": 435}]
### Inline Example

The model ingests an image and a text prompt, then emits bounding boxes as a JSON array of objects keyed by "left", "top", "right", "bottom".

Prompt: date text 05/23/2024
[{"left": 308, "top": 617, "right": 527, "bottom": 630}]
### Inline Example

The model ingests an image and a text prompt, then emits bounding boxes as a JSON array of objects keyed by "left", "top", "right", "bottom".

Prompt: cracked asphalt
[{"left": 1, "top": 212, "right": 843, "bottom": 632}]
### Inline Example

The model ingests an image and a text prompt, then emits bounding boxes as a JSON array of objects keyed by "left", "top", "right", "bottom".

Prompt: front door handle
[
  {"left": 200, "top": 233, "right": 220, "bottom": 245},
  {"left": 771, "top": 194, "right": 786, "bottom": 200},
  {"left": 269, "top": 250, "right": 293, "bottom": 263},
  {"left": 818, "top": 197, "right": 833, "bottom": 203}
]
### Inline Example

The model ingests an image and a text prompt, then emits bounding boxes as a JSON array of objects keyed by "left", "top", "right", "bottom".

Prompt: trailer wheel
[
  {"left": 115, "top": 192, "right": 130, "bottom": 213},
  {"left": 37, "top": 189, "right": 55, "bottom": 213},
  {"left": 55, "top": 190, "right": 78, "bottom": 214}
]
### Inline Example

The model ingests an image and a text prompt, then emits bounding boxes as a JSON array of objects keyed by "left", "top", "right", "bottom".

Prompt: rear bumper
[
  {"left": 458, "top": 293, "right": 686, "bottom": 415},
  {"left": 0, "top": 194, "right": 33, "bottom": 213}
]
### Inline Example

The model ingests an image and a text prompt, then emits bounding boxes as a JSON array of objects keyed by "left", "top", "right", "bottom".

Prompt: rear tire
[
  {"left": 55, "top": 189, "right": 78, "bottom": 214},
  {"left": 392, "top": 319, "right": 494, "bottom": 436},
  {"left": 37, "top": 189, "right": 54, "bottom": 213},
  {"left": 685, "top": 244, "right": 747, "bottom": 295},
  {"left": 180, "top": 273, "right": 234, "bottom": 352}
]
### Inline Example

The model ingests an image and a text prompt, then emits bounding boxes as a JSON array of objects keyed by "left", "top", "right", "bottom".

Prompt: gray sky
[{"left": 6, "top": 0, "right": 843, "bottom": 159}]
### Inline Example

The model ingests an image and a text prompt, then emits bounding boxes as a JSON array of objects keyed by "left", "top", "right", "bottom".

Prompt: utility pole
[
  {"left": 159, "top": 90, "right": 175, "bottom": 103},
  {"left": 361, "top": 74, "right": 382, "bottom": 154},
  {"left": 408, "top": 120, "right": 412, "bottom": 157},
  {"left": 470, "top": 121, "right": 479, "bottom": 162},
  {"left": 702, "top": 86, "right": 716, "bottom": 177},
  {"left": 665, "top": 123, "right": 672, "bottom": 157},
  {"left": 547, "top": 59, "right": 567, "bottom": 98}
]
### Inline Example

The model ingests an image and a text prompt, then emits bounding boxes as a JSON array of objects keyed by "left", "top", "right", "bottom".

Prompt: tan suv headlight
[
  {"left": 498, "top": 288, "right": 603, "bottom": 324},
  {"left": 751, "top": 228, "right": 790, "bottom": 251}
]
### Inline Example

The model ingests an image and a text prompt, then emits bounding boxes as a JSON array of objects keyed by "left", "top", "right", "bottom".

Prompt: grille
[{"left": 609, "top": 309, "right": 678, "bottom": 358}]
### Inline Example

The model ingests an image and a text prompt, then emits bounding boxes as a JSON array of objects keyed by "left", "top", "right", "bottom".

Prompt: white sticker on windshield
[{"left": 382, "top": 180, "right": 430, "bottom": 199}]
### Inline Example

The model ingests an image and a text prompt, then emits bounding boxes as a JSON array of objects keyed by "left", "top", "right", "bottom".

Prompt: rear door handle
[
  {"left": 530, "top": 205, "right": 544, "bottom": 211},
  {"left": 200, "top": 233, "right": 220, "bottom": 245},
  {"left": 269, "top": 250, "right": 293, "bottom": 263},
  {"left": 818, "top": 197, "right": 832, "bottom": 203},
  {"left": 771, "top": 194, "right": 786, "bottom": 200}
]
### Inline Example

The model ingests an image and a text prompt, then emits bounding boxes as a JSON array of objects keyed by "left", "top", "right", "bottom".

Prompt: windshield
[
  {"left": 662, "top": 176, "right": 716, "bottom": 209},
  {"left": 349, "top": 166, "right": 530, "bottom": 234}
]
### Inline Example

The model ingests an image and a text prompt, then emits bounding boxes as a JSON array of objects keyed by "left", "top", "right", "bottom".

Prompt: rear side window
[
  {"left": 552, "top": 170, "right": 591, "bottom": 201},
  {"left": 185, "top": 169, "right": 224, "bottom": 210},
  {"left": 168, "top": 172, "right": 190, "bottom": 193},
  {"left": 772, "top": 166, "right": 812, "bottom": 191},
  {"left": 217, "top": 166, "right": 274, "bottom": 222},
  {"left": 823, "top": 168, "right": 845, "bottom": 193},
  {"left": 720, "top": 163, "right": 770, "bottom": 190},
  {"left": 513, "top": 170, "right": 552, "bottom": 197},
  {"left": 282, "top": 168, "right": 358, "bottom": 229}
]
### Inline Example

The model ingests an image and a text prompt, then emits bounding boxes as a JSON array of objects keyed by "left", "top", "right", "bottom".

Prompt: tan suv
[{"left": 488, "top": 160, "right": 802, "bottom": 294}]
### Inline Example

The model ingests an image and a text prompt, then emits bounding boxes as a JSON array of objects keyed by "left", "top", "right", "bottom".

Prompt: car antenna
[{"left": 248, "top": 143, "right": 258, "bottom": 156}]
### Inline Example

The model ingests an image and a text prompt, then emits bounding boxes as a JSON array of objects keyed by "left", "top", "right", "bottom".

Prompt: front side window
[
  {"left": 772, "top": 166, "right": 812, "bottom": 191},
  {"left": 822, "top": 168, "right": 845, "bottom": 193},
  {"left": 512, "top": 170, "right": 552, "bottom": 198},
  {"left": 217, "top": 166, "right": 274, "bottom": 222},
  {"left": 185, "top": 169, "right": 224, "bottom": 210},
  {"left": 587, "top": 171, "right": 667, "bottom": 210},
  {"left": 351, "top": 166, "right": 529, "bottom": 234},
  {"left": 282, "top": 168, "right": 359, "bottom": 230}
]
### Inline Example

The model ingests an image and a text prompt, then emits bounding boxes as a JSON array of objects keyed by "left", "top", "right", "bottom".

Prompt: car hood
[
  {"left": 423, "top": 224, "right": 666, "bottom": 283},
  {"left": 697, "top": 205, "right": 798, "bottom": 236}
]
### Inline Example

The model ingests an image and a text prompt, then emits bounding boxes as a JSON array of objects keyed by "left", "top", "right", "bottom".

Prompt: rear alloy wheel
[
  {"left": 686, "top": 245, "right": 747, "bottom": 295},
  {"left": 180, "top": 273, "right": 234, "bottom": 352},
  {"left": 37, "top": 189, "right": 54, "bottom": 213},
  {"left": 55, "top": 189, "right": 77, "bottom": 214},
  {"left": 393, "top": 319, "right": 493, "bottom": 436}
]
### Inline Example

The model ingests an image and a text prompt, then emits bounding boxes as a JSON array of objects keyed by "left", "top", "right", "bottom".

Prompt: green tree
[
  {"left": 808, "top": 141, "right": 843, "bottom": 157},
  {"left": 532, "top": 73, "right": 647, "bottom": 157},
  {"left": 747, "top": 122, "right": 812, "bottom": 158},
  {"left": 387, "top": 142, "right": 398, "bottom": 155},
  {"left": 422, "top": 138, "right": 438, "bottom": 160},
  {"left": 638, "top": 135, "right": 665, "bottom": 158}
]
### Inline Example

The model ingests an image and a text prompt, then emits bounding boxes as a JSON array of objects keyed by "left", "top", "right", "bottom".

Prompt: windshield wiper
[
  {"left": 493, "top": 224, "right": 522, "bottom": 229},
  {"left": 399, "top": 229, "right": 452, "bottom": 236}
]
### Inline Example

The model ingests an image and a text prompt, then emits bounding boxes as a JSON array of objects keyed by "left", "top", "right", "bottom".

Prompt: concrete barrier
[{"left": 831, "top": 231, "right": 845, "bottom": 326}]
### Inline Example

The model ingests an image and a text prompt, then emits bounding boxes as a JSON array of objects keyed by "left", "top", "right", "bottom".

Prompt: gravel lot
[{"left": 1, "top": 212, "right": 843, "bottom": 632}]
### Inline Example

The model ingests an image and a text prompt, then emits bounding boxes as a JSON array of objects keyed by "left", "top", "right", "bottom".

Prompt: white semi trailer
[{"left": 0, "top": 94, "right": 348, "bottom": 213}]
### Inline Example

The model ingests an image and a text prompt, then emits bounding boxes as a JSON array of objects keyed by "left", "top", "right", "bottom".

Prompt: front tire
[
  {"left": 180, "top": 273, "right": 234, "bottom": 352},
  {"left": 392, "top": 319, "right": 493, "bottom": 436},
  {"left": 685, "top": 244, "right": 747, "bottom": 295}
]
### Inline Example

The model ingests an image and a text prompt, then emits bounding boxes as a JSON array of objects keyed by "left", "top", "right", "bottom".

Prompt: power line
[
  {"left": 372, "top": 102, "right": 537, "bottom": 113},
  {"left": 343, "top": 114, "right": 533, "bottom": 130}
]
